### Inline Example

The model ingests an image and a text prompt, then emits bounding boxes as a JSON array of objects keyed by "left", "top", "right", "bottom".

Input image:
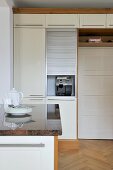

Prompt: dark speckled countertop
[{"left": 0, "top": 104, "right": 62, "bottom": 136}]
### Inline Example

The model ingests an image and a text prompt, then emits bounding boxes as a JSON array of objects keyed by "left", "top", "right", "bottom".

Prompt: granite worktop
[{"left": 0, "top": 104, "right": 62, "bottom": 136}]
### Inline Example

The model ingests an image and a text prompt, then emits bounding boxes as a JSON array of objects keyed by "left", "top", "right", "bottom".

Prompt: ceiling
[{"left": 12, "top": 0, "right": 113, "bottom": 8}]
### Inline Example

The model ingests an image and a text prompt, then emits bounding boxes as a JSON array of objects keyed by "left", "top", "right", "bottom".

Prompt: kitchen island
[{"left": 0, "top": 104, "right": 62, "bottom": 170}]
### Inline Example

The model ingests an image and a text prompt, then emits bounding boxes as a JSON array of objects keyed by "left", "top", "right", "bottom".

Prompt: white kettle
[{"left": 8, "top": 88, "right": 23, "bottom": 106}]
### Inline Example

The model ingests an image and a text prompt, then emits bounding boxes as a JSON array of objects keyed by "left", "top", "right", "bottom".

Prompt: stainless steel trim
[
  {"left": 14, "top": 25, "right": 44, "bottom": 29},
  {"left": 24, "top": 96, "right": 45, "bottom": 99},
  {"left": 29, "top": 99, "right": 44, "bottom": 100},
  {"left": 0, "top": 144, "right": 45, "bottom": 147},
  {"left": 29, "top": 95, "right": 43, "bottom": 96},
  {"left": 82, "top": 25, "right": 104, "bottom": 26},
  {"left": 48, "top": 99, "right": 75, "bottom": 101},
  {"left": 15, "top": 24, "right": 43, "bottom": 27},
  {"left": 48, "top": 24, "right": 75, "bottom": 26}
]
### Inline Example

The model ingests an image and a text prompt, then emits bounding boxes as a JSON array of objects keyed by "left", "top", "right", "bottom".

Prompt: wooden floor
[{"left": 59, "top": 140, "right": 113, "bottom": 170}]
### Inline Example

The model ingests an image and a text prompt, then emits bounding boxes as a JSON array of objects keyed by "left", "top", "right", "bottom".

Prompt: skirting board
[{"left": 58, "top": 140, "right": 79, "bottom": 152}]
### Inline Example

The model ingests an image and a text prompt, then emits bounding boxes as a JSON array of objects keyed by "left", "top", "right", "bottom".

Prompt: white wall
[
  {"left": 0, "top": 0, "right": 7, "bottom": 7},
  {"left": 0, "top": 6, "right": 13, "bottom": 103}
]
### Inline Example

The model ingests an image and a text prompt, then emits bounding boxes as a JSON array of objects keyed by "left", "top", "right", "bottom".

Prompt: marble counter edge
[{"left": 0, "top": 129, "right": 62, "bottom": 136}]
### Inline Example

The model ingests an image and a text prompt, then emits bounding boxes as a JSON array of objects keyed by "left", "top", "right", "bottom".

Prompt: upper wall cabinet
[
  {"left": 107, "top": 14, "right": 113, "bottom": 28},
  {"left": 46, "top": 14, "right": 79, "bottom": 28},
  {"left": 80, "top": 14, "right": 106, "bottom": 28},
  {"left": 14, "top": 14, "right": 46, "bottom": 27}
]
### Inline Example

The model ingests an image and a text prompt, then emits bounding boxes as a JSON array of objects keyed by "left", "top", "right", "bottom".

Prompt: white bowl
[{"left": 5, "top": 107, "right": 32, "bottom": 115}]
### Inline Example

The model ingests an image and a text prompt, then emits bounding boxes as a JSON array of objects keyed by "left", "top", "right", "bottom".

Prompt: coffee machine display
[{"left": 55, "top": 76, "right": 74, "bottom": 96}]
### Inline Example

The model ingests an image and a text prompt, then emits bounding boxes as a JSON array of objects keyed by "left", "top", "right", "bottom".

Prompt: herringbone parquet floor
[{"left": 59, "top": 140, "right": 113, "bottom": 170}]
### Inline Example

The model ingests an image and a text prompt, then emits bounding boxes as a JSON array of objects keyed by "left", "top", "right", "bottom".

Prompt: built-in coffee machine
[{"left": 55, "top": 76, "right": 74, "bottom": 96}]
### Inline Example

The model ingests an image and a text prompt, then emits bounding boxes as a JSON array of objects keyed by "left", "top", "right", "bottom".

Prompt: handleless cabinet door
[
  {"left": 59, "top": 100, "right": 77, "bottom": 140},
  {"left": 14, "top": 28, "right": 45, "bottom": 97},
  {"left": 78, "top": 47, "right": 113, "bottom": 139},
  {"left": 107, "top": 14, "right": 113, "bottom": 28},
  {"left": 80, "top": 14, "right": 106, "bottom": 28},
  {"left": 47, "top": 99, "right": 77, "bottom": 139}
]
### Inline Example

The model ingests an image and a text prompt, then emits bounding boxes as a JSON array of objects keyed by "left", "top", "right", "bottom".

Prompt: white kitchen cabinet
[
  {"left": 78, "top": 47, "right": 113, "bottom": 76},
  {"left": 107, "top": 14, "right": 113, "bottom": 28},
  {"left": 80, "top": 14, "right": 106, "bottom": 28},
  {"left": 47, "top": 98, "right": 77, "bottom": 139},
  {"left": 78, "top": 115, "right": 113, "bottom": 139},
  {"left": 78, "top": 96, "right": 113, "bottom": 139},
  {"left": 0, "top": 136, "right": 54, "bottom": 170},
  {"left": 78, "top": 47, "right": 113, "bottom": 139},
  {"left": 78, "top": 75, "right": 113, "bottom": 96},
  {"left": 14, "top": 27, "right": 46, "bottom": 98},
  {"left": 46, "top": 14, "right": 79, "bottom": 28},
  {"left": 14, "top": 14, "right": 45, "bottom": 27},
  {"left": 0, "top": 147, "right": 41, "bottom": 170},
  {"left": 78, "top": 47, "right": 113, "bottom": 96}
]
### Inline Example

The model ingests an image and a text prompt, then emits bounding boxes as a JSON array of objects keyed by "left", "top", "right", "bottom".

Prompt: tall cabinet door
[
  {"left": 14, "top": 28, "right": 45, "bottom": 97},
  {"left": 78, "top": 47, "right": 113, "bottom": 139}
]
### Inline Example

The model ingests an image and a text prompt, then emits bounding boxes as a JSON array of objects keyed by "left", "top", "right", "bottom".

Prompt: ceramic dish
[{"left": 5, "top": 107, "right": 32, "bottom": 115}]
